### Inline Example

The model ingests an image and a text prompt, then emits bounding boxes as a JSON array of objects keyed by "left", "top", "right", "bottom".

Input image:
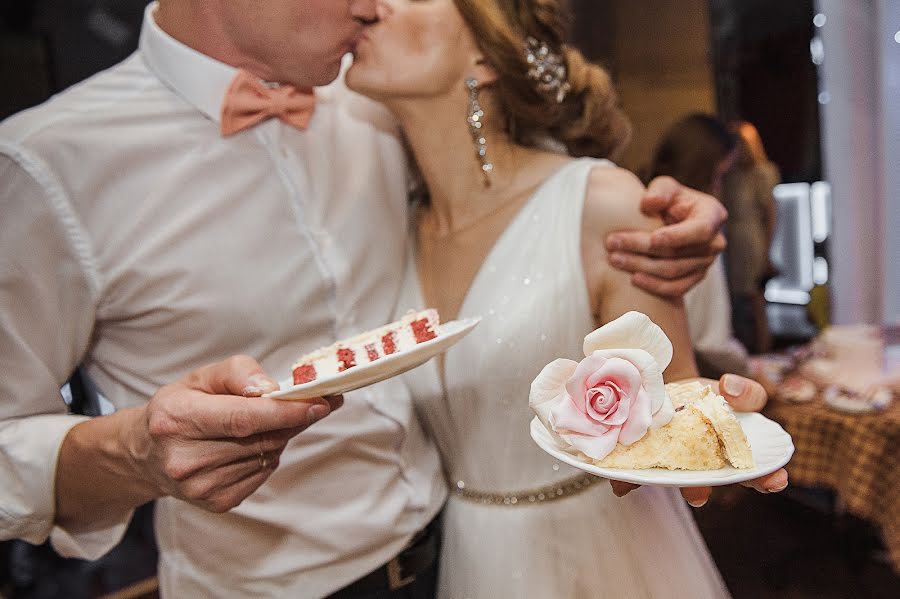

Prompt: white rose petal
[
  {"left": 529, "top": 358, "right": 578, "bottom": 448},
  {"left": 582, "top": 311, "right": 673, "bottom": 370},
  {"left": 650, "top": 393, "right": 675, "bottom": 428}
]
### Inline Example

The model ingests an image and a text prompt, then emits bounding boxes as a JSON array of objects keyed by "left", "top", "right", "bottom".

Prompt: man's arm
[
  {"left": 0, "top": 154, "right": 341, "bottom": 558},
  {"left": 606, "top": 176, "right": 728, "bottom": 298},
  {"left": 55, "top": 356, "right": 340, "bottom": 536}
]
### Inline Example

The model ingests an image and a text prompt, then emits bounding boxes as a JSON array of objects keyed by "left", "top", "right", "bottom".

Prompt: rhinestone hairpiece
[{"left": 524, "top": 36, "right": 571, "bottom": 104}]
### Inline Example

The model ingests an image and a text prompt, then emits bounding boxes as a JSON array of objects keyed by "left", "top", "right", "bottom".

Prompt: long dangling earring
[{"left": 466, "top": 77, "right": 493, "bottom": 187}]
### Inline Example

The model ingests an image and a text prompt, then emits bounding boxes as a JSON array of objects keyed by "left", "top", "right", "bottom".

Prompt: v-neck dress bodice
[{"left": 397, "top": 158, "right": 730, "bottom": 598}]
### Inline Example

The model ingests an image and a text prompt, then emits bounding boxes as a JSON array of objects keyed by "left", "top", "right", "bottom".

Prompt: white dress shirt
[
  {"left": 0, "top": 3, "right": 446, "bottom": 596},
  {"left": 685, "top": 257, "right": 750, "bottom": 376}
]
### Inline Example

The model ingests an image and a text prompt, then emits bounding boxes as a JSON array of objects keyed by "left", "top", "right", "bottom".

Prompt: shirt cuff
[
  {"left": 0, "top": 414, "right": 132, "bottom": 559},
  {"left": 50, "top": 512, "right": 134, "bottom": 561}
]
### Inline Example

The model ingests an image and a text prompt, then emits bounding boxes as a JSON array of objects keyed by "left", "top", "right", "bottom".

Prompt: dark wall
[
  {"left": 709, "top": 0, "right": 822, "bottom": 182},
  {"left": 1, "top": 0, "right": 822, "bottom": 183},
  {"left": 0, "top": 0, "right": 147, "bottom": 119},
  {"left": 567, "top": 0, "right": 615, "bottom": 66}
]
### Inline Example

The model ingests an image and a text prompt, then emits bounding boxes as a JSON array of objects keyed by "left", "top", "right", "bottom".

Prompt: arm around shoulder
[
  {"left": 583, "top": 166, "right": 659, "bottom": 239},
  {"left": 581, "top": 165, "right": 660, "bottom": 313},
  {"left": 581, "top": 165, "right": 698, "bottom": 380}
]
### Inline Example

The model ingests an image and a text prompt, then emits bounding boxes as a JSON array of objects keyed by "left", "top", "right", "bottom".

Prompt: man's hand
[
  {"left": 609, "top": 374, "right": 789, "bottom": 506},
  {"left": 606, "top": 176, "right": 728, "bottom": 298},
  {"left": 56, "top": 355, "right": 341, "bottom": 531},
  {"left": 133, "top": 355, "right": 342, "bottom": 512}
]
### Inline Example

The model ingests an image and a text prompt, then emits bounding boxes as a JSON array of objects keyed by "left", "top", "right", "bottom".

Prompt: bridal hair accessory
[
  {"left": 524, "top": 37, "right": 571, "bottom": 104},
  {"left": 466, "top": 77, "right": 493, "bottom": 186}
]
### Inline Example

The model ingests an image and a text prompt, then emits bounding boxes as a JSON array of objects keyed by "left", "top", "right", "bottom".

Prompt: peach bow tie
[{"left": 220, "top": 70, "right": 316, "bottom": 136}]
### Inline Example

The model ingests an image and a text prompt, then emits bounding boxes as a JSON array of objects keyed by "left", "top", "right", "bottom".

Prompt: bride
[{"left": 347, "top": 1, "right": 777, "bottom": 597}]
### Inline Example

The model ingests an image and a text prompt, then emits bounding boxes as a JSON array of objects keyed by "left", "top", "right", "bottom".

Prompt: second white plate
[
  {"left": 265, "top": 317, "right": 481, "bottom": 401},
  {"left": 530, "top": 412, "right": 794, "bottom": 487}
]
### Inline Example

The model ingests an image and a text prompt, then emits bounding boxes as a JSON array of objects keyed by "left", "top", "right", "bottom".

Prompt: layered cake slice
[
  {"left": 594, "top": 381, "right": 755, "bottom": 470},
  {"left": 291, "top": 309, "right": 441, "bottom": 385}
]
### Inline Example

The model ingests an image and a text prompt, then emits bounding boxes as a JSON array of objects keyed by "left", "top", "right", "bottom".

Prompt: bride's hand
[
  {"left": 609, "top": 374, "right": 789, "bottom": 507},
  {"left": 605, "top": 176, "right": 727, "bottom": 298}
]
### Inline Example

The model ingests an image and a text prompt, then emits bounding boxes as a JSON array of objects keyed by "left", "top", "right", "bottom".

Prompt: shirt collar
[
  {"left": 138, "top": 2, "right": 241, "bottom": 124},
  {"left": 139, "top": 2, "right": 344, "bottom": 126}
]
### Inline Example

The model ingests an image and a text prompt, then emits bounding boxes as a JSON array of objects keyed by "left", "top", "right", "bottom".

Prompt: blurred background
[{"left": 1, "top": 0, "right": 898, "bottom": 597}]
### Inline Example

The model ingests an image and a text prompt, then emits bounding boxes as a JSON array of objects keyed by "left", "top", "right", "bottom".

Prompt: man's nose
[{"left": 350, "top": 0, "right": 378, "bottom": 25}]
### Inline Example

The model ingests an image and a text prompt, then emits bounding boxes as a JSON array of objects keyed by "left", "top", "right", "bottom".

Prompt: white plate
[
  {"left": 823, "top": 394, "right": 879, "bottom": 414},
  {"left": 529, "top": 413, "right": 794, "bottom": 487},
  {"left": 264, "top": 317, "right": 481, "bottom": 401}
]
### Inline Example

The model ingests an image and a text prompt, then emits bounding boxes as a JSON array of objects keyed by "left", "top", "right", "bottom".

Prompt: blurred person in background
[
  {"left": 721, "top": 120, "right": 780, "bottom": 354},
  {"left": 647, "top": 113, "right": 750, "bottom": 378}
]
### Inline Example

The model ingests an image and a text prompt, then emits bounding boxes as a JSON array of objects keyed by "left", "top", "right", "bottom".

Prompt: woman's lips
[{"left": 349, "top": 32, "right": 369, "bottom": 55}]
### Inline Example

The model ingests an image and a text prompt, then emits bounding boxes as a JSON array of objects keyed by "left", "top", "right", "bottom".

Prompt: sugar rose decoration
[{"left": 529, "top": 312, "right": 676, "bottom": 460}]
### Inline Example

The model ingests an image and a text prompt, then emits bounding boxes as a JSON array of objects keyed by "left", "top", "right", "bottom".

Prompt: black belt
[{"left": 327, "top": 519, "right": 441, "bottom": 598}]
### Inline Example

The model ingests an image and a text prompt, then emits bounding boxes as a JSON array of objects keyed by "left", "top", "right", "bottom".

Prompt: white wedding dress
[{"left": 398, "top": 158, "right": 731, "bottom": 599}]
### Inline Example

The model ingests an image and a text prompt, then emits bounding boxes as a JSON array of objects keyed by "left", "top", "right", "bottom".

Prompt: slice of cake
[
  {"left": 529, "top": 312, "right": 755, "bottom": 472},
  {"left": 593, "top": 382, "right": 754, "bottom": 470},
  {"left": 291, "top": 309, "right": 440, "bottom": 384}
]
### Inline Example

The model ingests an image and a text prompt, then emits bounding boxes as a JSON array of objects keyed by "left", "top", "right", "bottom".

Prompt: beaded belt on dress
[{"left": 452, "top": 474, "right": 602, "bottom": 506}]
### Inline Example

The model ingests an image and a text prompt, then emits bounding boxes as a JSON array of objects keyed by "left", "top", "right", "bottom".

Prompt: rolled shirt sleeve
[{"left": 0, "top": 150, "right": 132, "bottom": 558}]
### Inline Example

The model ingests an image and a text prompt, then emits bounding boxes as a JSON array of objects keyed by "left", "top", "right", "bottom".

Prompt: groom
[{"left": 0, "top": 1, "right": 783, "bottom": 597}]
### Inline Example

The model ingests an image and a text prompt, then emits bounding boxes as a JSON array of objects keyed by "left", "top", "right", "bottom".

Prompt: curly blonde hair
[{"left": 453, "top": 0, "right": 631, "bottom": 160}]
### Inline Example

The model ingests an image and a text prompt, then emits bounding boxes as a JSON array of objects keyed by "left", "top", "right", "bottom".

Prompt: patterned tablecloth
[{"left": 762, "top": 389, "right": 900, "bottom": 571}]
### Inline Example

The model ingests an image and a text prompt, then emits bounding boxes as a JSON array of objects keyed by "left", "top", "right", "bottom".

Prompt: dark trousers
[{"left": 327, "top": 561, "right": 438, "bottom": 599}]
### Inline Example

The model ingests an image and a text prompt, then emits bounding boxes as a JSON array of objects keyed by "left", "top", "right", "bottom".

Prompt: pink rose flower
[
  {"left": 548, "top": 354, "right": 654, "bottom": 459},
  {"left": 530, "top": 312, "right": 675, "bottom": 461}
]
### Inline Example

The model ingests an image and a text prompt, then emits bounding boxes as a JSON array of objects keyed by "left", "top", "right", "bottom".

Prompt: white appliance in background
[
  {"left": 765, "top": 182, "right": 831, "bottom": 339},
  {"left": 766, "top": 181, "right": 831, "bottom": 305}
]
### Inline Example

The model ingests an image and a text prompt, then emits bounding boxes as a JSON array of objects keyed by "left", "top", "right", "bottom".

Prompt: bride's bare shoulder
[{"left": 583, "top": 164, "right": 660, "bottom": 235}]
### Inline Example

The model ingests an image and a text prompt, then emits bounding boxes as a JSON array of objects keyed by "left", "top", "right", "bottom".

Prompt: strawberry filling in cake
[{"left": 292, "top": 309, "right": 440, "bottom": 384}]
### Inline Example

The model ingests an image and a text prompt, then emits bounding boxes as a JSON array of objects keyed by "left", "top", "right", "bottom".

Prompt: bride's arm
[{"left": 580, "top": 166, "right": 697, "bottom": 381}]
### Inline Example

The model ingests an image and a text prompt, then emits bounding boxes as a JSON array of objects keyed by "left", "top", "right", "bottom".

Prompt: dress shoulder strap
[{"left": 538, "top": 157, "right": 614, "bottom": 236}]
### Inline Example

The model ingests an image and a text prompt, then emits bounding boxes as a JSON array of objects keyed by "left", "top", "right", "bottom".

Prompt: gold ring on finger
[{"left": 257, "top": 441, "right": 268, "bottom": 469}]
